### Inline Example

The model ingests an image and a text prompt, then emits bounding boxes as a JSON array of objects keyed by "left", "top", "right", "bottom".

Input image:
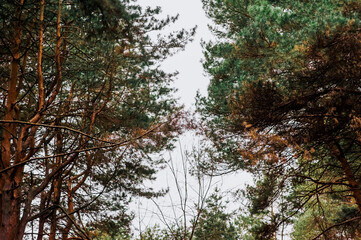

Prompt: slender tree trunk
[
  {"left": 328, "top": 141, "right": 361, "bottom": 213},
  {"left": 14, "top": 2, "right": 47, "bottom": 238},
  {"left": 271, "top": 205, "right": 276, "bottom": 240},
  {"left": 62, "top": 179, "right": 74, "bottom": 240},
  {"left": 36, "top": 191, "right": 48, "bottom": 240},
  {"left": 49, "top": 132, "right": 63, "bottom": 240},
  {"left": 38, "top": 0, "right": 45, "bottom": 111},
  {"left": 0, "top": 1, "right": 24, "bottom": 239}
]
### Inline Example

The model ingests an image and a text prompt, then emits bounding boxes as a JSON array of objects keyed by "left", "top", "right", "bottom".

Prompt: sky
[
  {"left": 138, "top": 0, "right": 213, "bottom": 108},
  {"left": 130, "top": 0, "right": 255, "bottom": 235}
]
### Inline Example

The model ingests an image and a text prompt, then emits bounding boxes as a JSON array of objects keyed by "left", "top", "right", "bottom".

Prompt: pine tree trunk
[
  {"left": 0, "top": 1, "right": 24, "bottom": 239},
  {"left": 328, "top": 141, "right": 361, "bottom": 213}
]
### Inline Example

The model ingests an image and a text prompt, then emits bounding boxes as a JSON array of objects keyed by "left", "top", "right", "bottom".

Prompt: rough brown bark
[
  {"left": 328, "top": 141, "right": 361, "bottom": 213},
  {"left": 0, "top": 1, "right": 24, "bottom": 239},
  {"left": 38, "top": 0, "right": 45, "bottom": 111},
  {"left": 36, "top": 191, "right": 48, "bottom": 240},
  {"left": 49, "top": 131, "right": 63, "bottom": 240},
  {"left": 62, "top": 179, "right": 74, "bottom": 240}
]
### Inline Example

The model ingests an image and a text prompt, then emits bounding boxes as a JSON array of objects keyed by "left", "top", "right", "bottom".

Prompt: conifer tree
[
  {"left": 193, "top": 190, "right": 238, "bottom": 240},
  {"left": 0, "top": 0, "right": 194, "bottom": 239},
  {"left": 199, "top": 0, "right": 361, "bottom": 237}
]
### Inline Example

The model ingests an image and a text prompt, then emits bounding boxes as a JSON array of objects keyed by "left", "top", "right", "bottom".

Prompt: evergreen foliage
[
  {"left": 4, "top": 0, "right": 361, "bottom": 238},
  {"left": 193, "top": 190, "right": 239, "bottom": 240},
  {"left": 0, "top": 0, "right": 194, "bottom": 239},
  {"left": 199, "top": 0, "right": 361, "bottom": 238}
]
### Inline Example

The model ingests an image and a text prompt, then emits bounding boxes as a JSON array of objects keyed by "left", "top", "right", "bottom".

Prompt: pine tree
[
  {"left": 0, "top": 0, "right": 195, "bottom": 239},
  {"left": 199, "top": 0, "right": 361, "bottom": 237},
  {"left": 194, "top": 190, "right": 239, "bottom": 240}
]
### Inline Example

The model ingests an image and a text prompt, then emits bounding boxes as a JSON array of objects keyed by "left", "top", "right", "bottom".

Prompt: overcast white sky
[
  {"left": 129, "top": 1, "right": 256, "bottom": 235},
  {"left": 138, "top": 0, "right": 214, "bottom": 108}
]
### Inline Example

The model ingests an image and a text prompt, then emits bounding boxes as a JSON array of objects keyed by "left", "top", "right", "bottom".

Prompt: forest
[{"left": 1, "top": 0, "right": 361, "bottom": 239}]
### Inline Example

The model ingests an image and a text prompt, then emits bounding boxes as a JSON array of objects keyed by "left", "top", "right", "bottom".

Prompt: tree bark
[
  {"left": 328, "top": 141, "right": 361, "bottom": 213},
  {"left": 62, "top": 179, "right": 74, "bottom": 240},
  {"left": 49, "top": 131, "right": 63, "bottom": 240},
  {"left": 0, "top": 1, "right": 24, "bottom": 239}
]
